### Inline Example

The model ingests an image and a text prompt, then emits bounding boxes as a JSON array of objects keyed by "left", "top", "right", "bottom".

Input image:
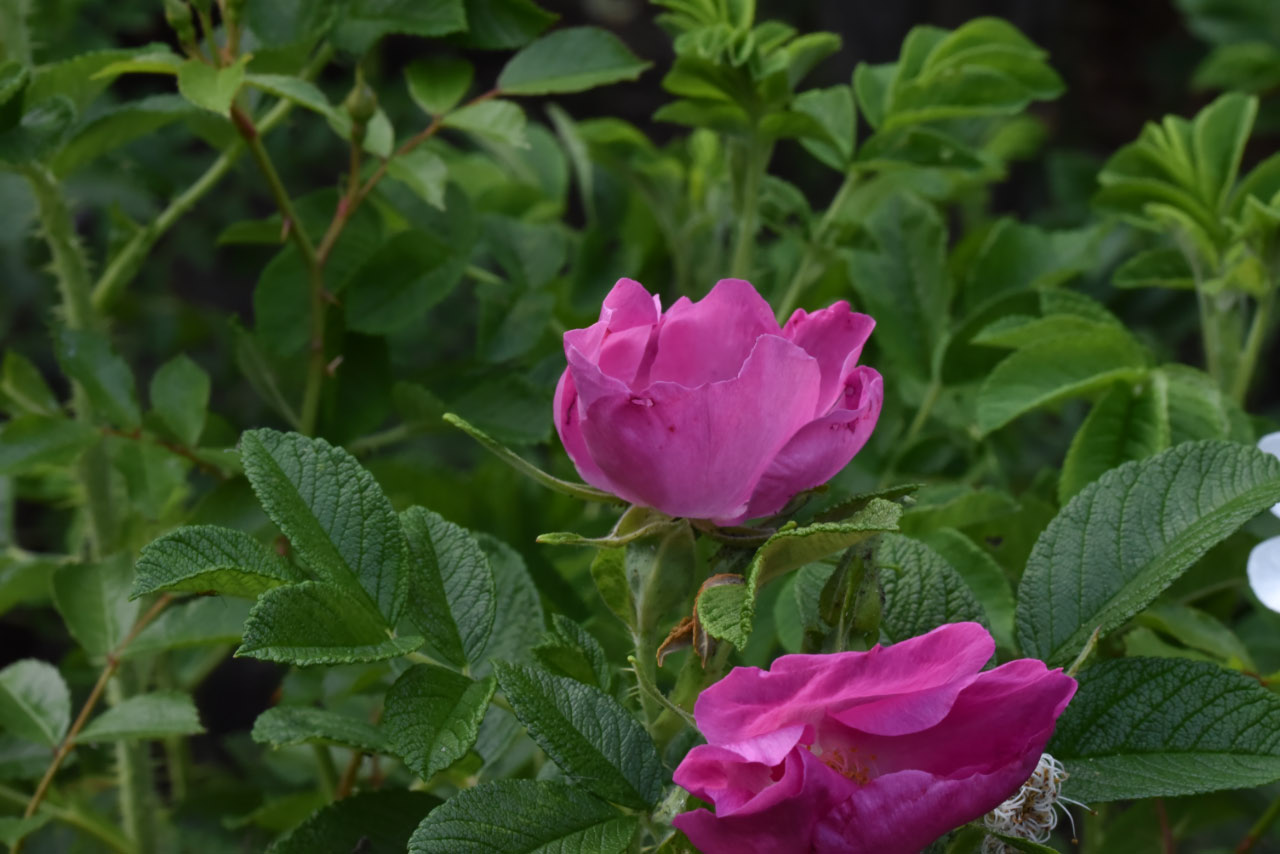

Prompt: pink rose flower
[
  {"left": 554, "top": 278, "right": 883, "bottom": 524},
  {"left": 672, "top": 623, "right": 1077, "bottom": 854}
]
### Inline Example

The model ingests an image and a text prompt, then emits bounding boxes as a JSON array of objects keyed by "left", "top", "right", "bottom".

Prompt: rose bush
[
  {"left": 554, "top": 277, "right": 883, "bottom": 524},
  {"left": 672, "top": 623, "right": 1077, "bottom": 854}
]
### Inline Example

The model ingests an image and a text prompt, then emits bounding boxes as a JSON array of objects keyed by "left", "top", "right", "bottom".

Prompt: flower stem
[
  {"left": 729, "top": 135, "right": 770, "bottom": 279},
  {"left": 1232, "top": 285, "right": 1275, "bottom": 404},
  {"left": 775, "top": 171, "right": 858, "bottom": 321}
]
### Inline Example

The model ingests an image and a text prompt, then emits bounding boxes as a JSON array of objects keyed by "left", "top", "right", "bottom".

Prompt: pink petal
[
  {"left": 647, "top": 279, "right": 780, "bottom": 389},
  {"left": 673, "top": 747, "right": 854, "bottom": 854},
  {"left": 694, "top": 623, "right": 995, "bottom": 745},
  {"left": 577, "top": 334, "right": 821, "bottom": 520},
  {"left": 553, "top": 369, "right": 620, "bottom": 494},
  {"left": 739, "top": 366, "right": 884, "bottom": 521},
  {"left": 783, "top": 303, "right": 876, "bottom": 415},
  {"left": 561, "top": 278, "right": 661, "bottom": 382}
]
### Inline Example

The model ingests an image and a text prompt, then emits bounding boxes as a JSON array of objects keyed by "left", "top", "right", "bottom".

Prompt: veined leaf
[
  {"left": 132, "top": 525, "right": 301, "bottom": 599},
  {"left": 878, "top": 534, "right": 986, "bottom": 644},
  {"left": 384, "top": 664, "right": 495, "bottom": 780},
  {"left": 236, "top": 581, "right": 423, "bottom": 665},
  {"left": 1059, "top": 378, "right": 1171, "bottom": 503},
  {"left": 252, "top": 706, "right": 388, "bottom": 753},
  {"left": 77, "top": 693, "right": 204, "bottom": 742},
  {"left": 1051, "top": 657, "right": 1280, "bottom": 801},
  {"left": 497, "top": 27, "right": 649, "bottom": 95},
  {"left": 269, "top": 790, "right": 440, "bottom": 854},
  {"left": 408, "top": 780, "right": 635, "bottom": 854},
  {"left": 493, "top": 662, "right": 664, "bottom": 808},
  {"left": 1016, "top": 441, "right": 1280, "bottom": 665},
  {"left": 240, "top": 429, "right": 408, "bottom": 624}
]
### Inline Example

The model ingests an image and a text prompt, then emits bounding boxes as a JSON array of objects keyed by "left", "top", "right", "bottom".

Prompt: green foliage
[
  {"left": 1017, "top": 441, "right": 1280, "bottom": 665},
  {"left": 252, "top": 706, "right": 389, "bottom": 753},
  {"left": 497, "top": 28, "right": 650, "bottom": 95},
  {"left": 76, "top": 693, "right": 204, "bottom": 742},
  {"left": 268, "top": 790, "right": 440, "bottom": 854},
  {"left": 408, "top": 780, "right": 636, "bottom": 854},
  {"left": 0, "top": 660, "right": 70, "bottom": 747},
  {"left": 384, "top": 664, "right": 495, "bottom": 779},
  {"left": 877, "top": 534, "right": 987, "bottom": 642},
  {"left": 1052, "top": 657, "right": 1280, "bottom": 801},
  {"left": 132, "top": 525, "right": 301, "bottom": 598}
]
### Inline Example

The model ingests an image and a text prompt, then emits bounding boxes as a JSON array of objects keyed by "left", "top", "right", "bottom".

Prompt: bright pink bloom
[
  {"left": 554, "top": 278, "right": 882, "bottom": 524},
  {"left": 672, "top": 623, "right": 1077, "bottom": 854}
]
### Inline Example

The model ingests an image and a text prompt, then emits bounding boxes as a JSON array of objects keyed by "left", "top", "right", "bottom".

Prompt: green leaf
[
  {"left": 1134, "top": 603, "right": 1255, "bottom": 669},
  {"left": 1192, "top": 92, "right": 1256, "bottom": 212},
  {"left": 52, "top": 555, "right": 139, "bottom": 658},
  {"left": 847, "top": 193, "right": 949, "bottom": 382},
  {"left": 91, "top": 50, "right": 184, "bottom": 80},
  {"left": 406, "top": 57, "right": 473, "bottom": 115},
  {"left": 699, "top": 500, "right": 903, "bottom": 648},
  {"left": 77, "top": 692, "right": 203, "bottom": 742},
  {"left": 443, "top": 412, "right": 619, "bottom": 503},
  {"left": 1051, "top": 657, "right": 1280, "bottom": 802},
  {"left": 401, "top": 507, "right": 496, "bottom": 668},
  {"left": 268, "top": 789, "right": 440, "bottom": 854},
  {"left": 457, "top": 0, "right": 558, "bottom": 50},
  {"left": 119, "top": 597, "right": 249, "bottom": 659},
  {"left": 497, "top": 27, "right": 648, "bottom": 95},
  {"left": 982, "top": 832, "right": 1060, "bottom": 854},
  {"left": 54, "top": 328, "right": 140, "bottom": 429},
  {"left": 1060, "top": 378, "right": 1171, "bottom": 503},
  {"left": 493, "top": 662, "right": 664, "bottom": 808},
  {"left": 342, "top": 230, "right": 466, "bottom": 334},
  {"left": 0, "top": 659, "right": 69, "bottom": 746},
  {"left": 240, "top": 429, "right": 409, "bottom": 624},
  {"left": 0, "top": 95, "right": 74, "bottom": 163},
  {"left": 793, "top": 85, "right": 854, "bottom": 171},
  {"left": 386, "top": 149, "right": 448, "bottom": 209},
  {"left": 1162, "top": 363, "right": 1249, "bottom": 444},
  {"left": 384, "top": 664, "right": 496, "bottom": 779},
  {"left": 533, "top": 614, "right": 612, "bottom": 690},
  {"left": 51, "top": 93, "right": 196, "bottom": 177},
  {"left": 0, "top": 816, "right": 52, "bottom": 847},
  {"left": 976, "top": 327, "right": 1150, "bottom": 435},
  {"left": 408, "top": 779, "right": 635, "bottom": 854},
  {"left": 334, "top": 0, "right": 467, "bottom": 53},
  {"left": 917, "top": 529, "right": 1016, "bottom": 650},
  {"left": 1016, "top": 441, "right": 1280, "bottom": 665},
  {"left": 1113, "top": 247, "right": 1195, "bottom": 290},
  {"left": 877, "top": 534, "right": 986, "bottom": 643},
  {"left": 132, "top": 524, "right": 301, "bottom": 599},
  {"left": 149, "top": 354, "right": 210, "bottom": 447},
  {"left": 475, "top": 534, "right": 545, "bottom": 671},
  {"left": 251, "top": 706, "right": 388, "bottom": 753},
  {"left": 451, "top": 375, "right": 552, "bottom": 446},
  {"left": 1, "top": 351, "right": 57, "bottom": 417},
  {"left": 236, "top": 581, "right": 423, "bottom": 665},
  {"left": 0, "top": 415, "right": 98, "bottom": 475},
  {"left": 253, "top": 247, "right": 310, "bottom": 356},
  {"left": 442, "top": 99, "right": 527, "bottom": 147},
  {"left": 244, "top": 74, "right": 340, "bottom": 122},
  {"left": 899, "top": 486, "right": 1017, "bottom": 535},
  {"left": 176, "top": 57, "right": 246, "bottom": 115}
]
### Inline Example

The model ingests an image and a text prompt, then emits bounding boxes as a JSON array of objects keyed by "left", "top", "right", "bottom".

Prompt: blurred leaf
[
  {"left": 1113, "top": 247, "right": 1196, "bottom": 289},
  {"left": 245, "top": 73, "right": 341, "bottom": 122},
  {"left": 400, "top": 506, "right": 497, "bottom": 669},
  {"left": 52, "top": 554, "right": 139, "bottom": 658},
  {"left": 1060, "top": 379, "right": 1171, "bottom": 503},
  {"left": 918, "top": 528, "right": 1016, "bottom": 649},
  {"left": 176, "top": 57, "right": 247, "bottom": 116},
  {"left": 268, "top": 790, "right": 440, "bottom": 854},
  {"left": 119, "top": 597, "right": 248, "bottom": 658},
  {"left": 1163, "top": 363, "right": 1250, "bottom": 444},
  {"left": 1194, "top": 42, "right": 1280, "bottom": 93},
  {"left": 52, "top": 93, "right": 196, "bottom": 176},
  {"left": 405, "top": 57, "right": 474, "bottom": 115},
  {"left": 386, "top": 148, "right": 448, "bottom": 210},
  {"left": 252, "top": 705, "right": 388, "bottom": 753},
  {"left": 240, "top": 429, "right": 409, "bottom": 624},
  {"left": 793, "top": 85, "right": 854, "bottom": 171},
  {"left": 0, "top": 415, "right": 97, "bottom": 475},
  {"left": 335, "top": 0, "right": 467, "bottom": 53},
  {"left": 1052, "top": 657, "right": 1280, "bottom": 801},
  {"left": 456, "top": 0, "right": 558, "bottom": 50},
  {"left": 237, "top": 580, "right": 423, "bottom": 665},
  {"left": 1017, "top": 441, "right": 1280, "bottom": 665},
  {"left": 497, "top": 27, "right": 649, "bottom": 95},
  {"left": 343, "top": 230, "right": 466, "bottom": 334},
  {"left": 0, "top": 659, "right": 69, "bottom": 746},
  {"left": 77, "top": 692, "right": 204, "bottom": 742},
  {"left": 133, "top": 525, "right": 300, "bottom": 599},
  {"left": 533, "top": 614, "right": 611, "bottom": 690},
  {"left": 1, "top": 351, "right": 57, "bottom": 416},
  {"left": 384, "top": 665, "right": 496, "bottom": 779},
  {"left": 54, "top": 328, "right": 141, "bottom": 429},
  {"left": 0, "top": 816, "right": 51, "bottom": 847},
  {"left": 493, "top": 662, "right": 664, "bottom": 808},
  {"left": 253, "top": 246, "right": 311, "bottom": 356},
  {"left": 408, "top": 780, "right": 634, "bottom": 853},
  {"left": 442, "top": 99, "right": 527, "bottom": 146},
  {"left": 475, "top": 535, "right": 545, "bottom": 672},
  {"left": 149, "top": 354, "right": 210, "bottom": 447},
  {"left": 1136, "top": 603, "right": 1256, "bottom": 669},
  {"left": 451, "top": 374, "right": 552, "bottom": 446},
  {"left": 0, "top": 95, "right": 74, "bottom": 162}
]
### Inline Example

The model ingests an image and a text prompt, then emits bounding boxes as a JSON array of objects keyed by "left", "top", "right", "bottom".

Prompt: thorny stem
[
  {"left": 92, "top": 46, "right": 334, "bottom": 311},
  {"left": 11, "top": 595, "right": 175, "bottom": 853}
]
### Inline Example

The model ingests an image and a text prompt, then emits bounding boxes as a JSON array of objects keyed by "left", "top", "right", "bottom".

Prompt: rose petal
[
  {"left": 647, "top": 279, "right": 780, "bottom": 389},
  {"left": 738, "top": 366, "right": 884, "bottom": 522},
  {"left": 578, "top": 334, "right": 821, "bottom": 520},
  {"left": 783, "top": 303, "right": 876, "bottom": 415},
  {"left": 1248, "top": 536, "right": 1280, "bottom": 613},
  {"left": 562, "top": 278, "right": 661, "bottom": 378},
  {"left": 553, "top": 369, "right": 620, "bottom": 494},
  {"left": 693, "top": 623, "right": 995, "bottom": 744}
]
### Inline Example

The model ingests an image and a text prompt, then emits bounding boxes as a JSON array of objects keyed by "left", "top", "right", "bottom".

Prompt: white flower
[{"left": 1249, "top": 433, "right": 1280, "bottom": 614}]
